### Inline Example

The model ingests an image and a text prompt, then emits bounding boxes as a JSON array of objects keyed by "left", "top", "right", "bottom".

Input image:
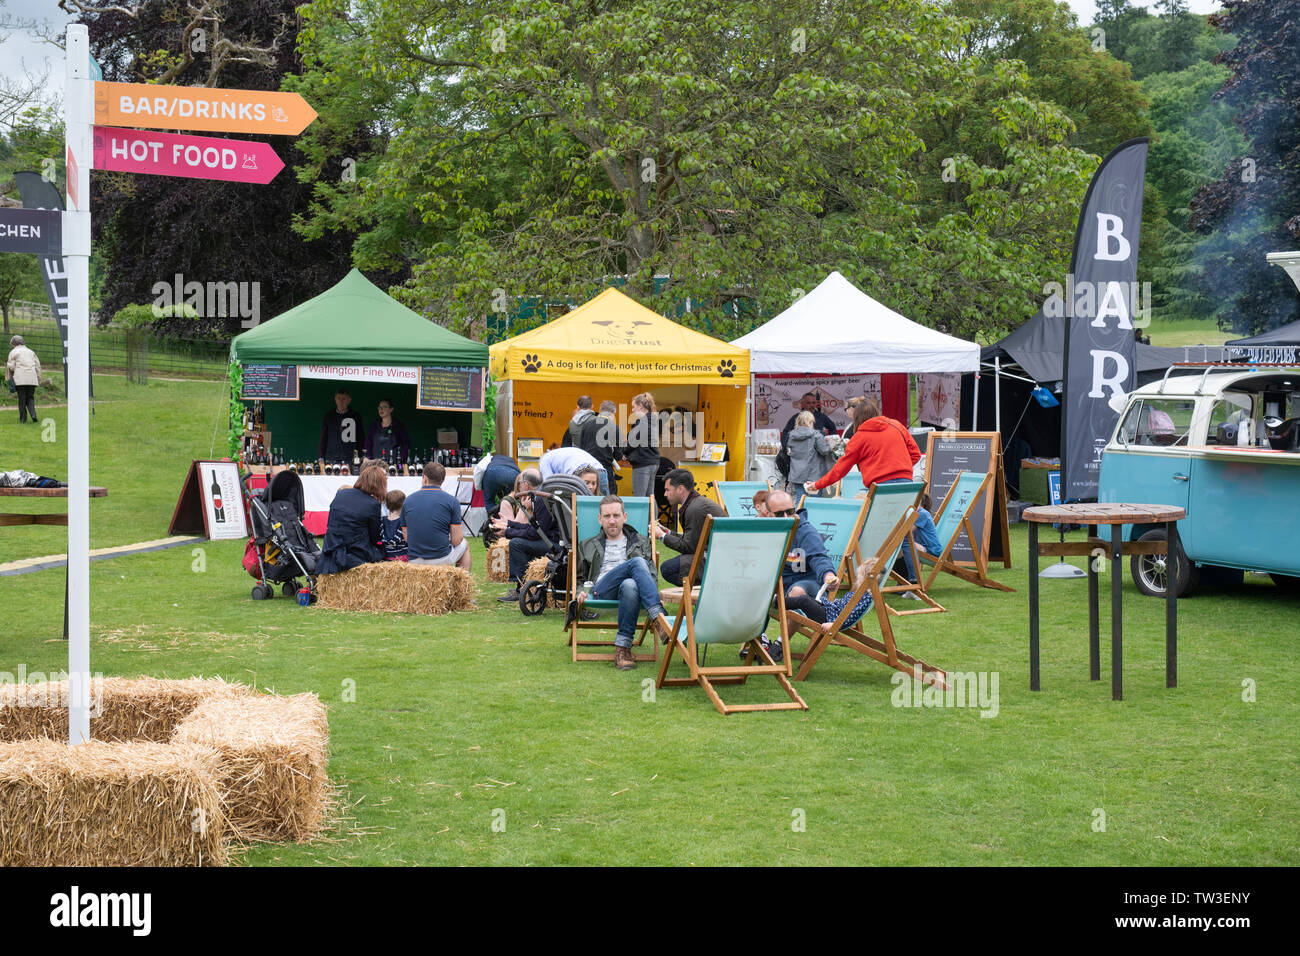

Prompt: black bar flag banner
[
  {"left": 14, "top": 171, "right": 71, "bottom": 366},
  {"left": 14, "top": 170, "right": 91, "bottom": 399},
  {"left": 1059, "top": 138, "right": 1149, "bottom": 501}
]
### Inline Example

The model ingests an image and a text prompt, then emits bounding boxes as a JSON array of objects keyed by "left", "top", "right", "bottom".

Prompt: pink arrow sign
[{"left": 92, "top": 126, "right": 285, "bottom": 184}]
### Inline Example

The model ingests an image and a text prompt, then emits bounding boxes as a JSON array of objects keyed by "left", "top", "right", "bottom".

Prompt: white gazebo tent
[
  {"left": 731, "top": 271, "right": 980, "bottom": 475},
  {"left": 732, "top": 271, "right": 979, "bottom": 373}
]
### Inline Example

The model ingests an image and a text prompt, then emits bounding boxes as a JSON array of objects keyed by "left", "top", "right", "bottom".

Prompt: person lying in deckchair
[{"left": 784, "top": 562, "right": 875, "bottom": 633}]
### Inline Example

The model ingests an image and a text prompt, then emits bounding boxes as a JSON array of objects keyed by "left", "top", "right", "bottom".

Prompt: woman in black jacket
[
  {"left": 317, "top": 464, "right": 388, "bottom": 574},
  {"left": 619, "top": 392, "right": 660, "bottom": 498}
]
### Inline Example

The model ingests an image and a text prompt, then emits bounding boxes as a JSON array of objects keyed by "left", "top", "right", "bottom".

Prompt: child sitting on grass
[{"left": 381, "top": 489, "right": 408, "bottom": 561}]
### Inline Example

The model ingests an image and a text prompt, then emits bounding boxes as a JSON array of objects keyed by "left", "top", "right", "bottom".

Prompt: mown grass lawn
[{"left": 1, "top": 378, "right": 1295, "bottom": 865}]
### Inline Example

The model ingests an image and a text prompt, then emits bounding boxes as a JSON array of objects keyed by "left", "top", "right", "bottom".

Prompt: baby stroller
[
  {"left": 518, "top": 474, "right": 588, "bottom": 616},
  {"left": 243, "top": 470, "right": 320, "bottom": 601}
]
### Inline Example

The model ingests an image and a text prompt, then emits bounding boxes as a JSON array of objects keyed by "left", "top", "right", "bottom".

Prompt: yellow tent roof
[{"left": 489, "top": 287, "right": 749, "bottom": 384}]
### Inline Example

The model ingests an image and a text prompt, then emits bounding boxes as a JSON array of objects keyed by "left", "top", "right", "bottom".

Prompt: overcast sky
[{"left": 0, "top": 0, "right": 1228, "bottom": 113}]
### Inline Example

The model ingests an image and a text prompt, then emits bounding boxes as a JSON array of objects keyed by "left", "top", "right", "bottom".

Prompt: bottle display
[{"left": 211, "top": 473, "right": 225, "bottom": 523}]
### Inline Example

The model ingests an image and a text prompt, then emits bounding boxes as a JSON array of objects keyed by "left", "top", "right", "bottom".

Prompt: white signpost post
[{"left": 65, "top": 24, "right": 93, "bottom": 745}]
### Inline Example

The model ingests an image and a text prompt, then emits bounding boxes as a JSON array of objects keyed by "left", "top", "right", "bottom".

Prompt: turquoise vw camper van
[{"left": 1098, "top": 366, "right": 1300, "bottom": 597}]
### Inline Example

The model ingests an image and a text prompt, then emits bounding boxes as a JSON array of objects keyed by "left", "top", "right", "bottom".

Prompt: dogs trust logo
[
  {"left": 588, "top": 319, "right": 661, "bottom": 346},
  {"left": 521, "top": 353, "right": 541, "bottom": 373},
  {"left": 717, "top": 359, "right": 736, "bottom": 378}
]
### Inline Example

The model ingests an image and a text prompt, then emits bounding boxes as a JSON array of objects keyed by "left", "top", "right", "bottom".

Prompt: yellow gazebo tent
[{"left": 489, "top": 288, "right": 751, "bottom": 482}]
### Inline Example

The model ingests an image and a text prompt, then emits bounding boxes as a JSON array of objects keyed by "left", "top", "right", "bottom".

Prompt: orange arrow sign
[{"left": 93, "top": 81, "right": 316, "bottom": 136}]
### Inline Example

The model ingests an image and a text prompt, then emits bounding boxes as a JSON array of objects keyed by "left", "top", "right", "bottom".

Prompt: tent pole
[
  {"left": 972, "top": 369, "right": 980, "bottom": 431},
  {"left": 995, "top": 356, "right": 1001, "bottom": 435},
  {"left": 746, "top": 372, "right": 755, "bottom": 480}
]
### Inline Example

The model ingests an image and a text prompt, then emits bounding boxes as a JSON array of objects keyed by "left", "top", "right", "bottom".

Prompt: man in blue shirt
[
  {"left": 539, "top": 445, "right": 608, "bottom": 494},
  {"left": 401, "top": 461, "right": 471, "bottom": 570}
]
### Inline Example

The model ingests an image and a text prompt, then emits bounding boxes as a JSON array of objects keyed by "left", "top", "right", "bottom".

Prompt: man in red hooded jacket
[{"left": 804, "top": 398, "right": 941, "bottom": 583}]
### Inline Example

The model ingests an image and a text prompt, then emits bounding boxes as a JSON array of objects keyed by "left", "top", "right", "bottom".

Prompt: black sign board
[
  {"left": 924, "top": 432, "right": 1011, "bottom": 567},
  {"left": 417, "top": 365, "right": 484, "bottom": 412},
  {"left": 240, "top": 363, "right": 299, "bottom": 401},
  {"left": 0, "top": 207, "right": 61, "bottom": 256}
]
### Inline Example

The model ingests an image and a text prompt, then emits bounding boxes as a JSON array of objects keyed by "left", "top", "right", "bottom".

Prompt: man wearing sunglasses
[{"left": 763, "top": 490, "right": 838, "bottom": 601}]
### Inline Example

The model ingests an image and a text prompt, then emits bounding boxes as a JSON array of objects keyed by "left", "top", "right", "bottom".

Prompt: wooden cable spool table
[
  {"left": 1, "top": 485, "right": 109, "bottom": 640},
  {"left": 1022, "top": 502, "right": 1185, "bottom": 701}
]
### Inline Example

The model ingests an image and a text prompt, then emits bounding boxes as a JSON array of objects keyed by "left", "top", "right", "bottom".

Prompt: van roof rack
[{"left": 1156, "top": 361, "right": 1300, "bottom": 395}]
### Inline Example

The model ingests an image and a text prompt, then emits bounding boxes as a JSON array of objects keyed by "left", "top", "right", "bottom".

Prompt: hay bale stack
[
  {"left": 487, "top": 539, "right": 511, "bottom": 582},
  {"left": 173, "top": 694, "right": 328, "bottom": 842},
  {"left": 524, "top": 556, "right": 564, "bottom": 607},
  {"left": 316, "top": 561, "right": 474, "bottom": 614},
  {"left": 0, "top": 738, "right": 229, "bottom": 866},
  {"left": 0, "top": 676, "right": 250, "bottom": 744}
]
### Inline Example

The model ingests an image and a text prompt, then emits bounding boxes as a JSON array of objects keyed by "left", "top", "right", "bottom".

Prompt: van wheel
[
  {"left": 1269, "top": 573, "right": 1300, "bottom": 594},
  {"left": 1131, "top": 529, "right": 1199, "bottom": 598}
]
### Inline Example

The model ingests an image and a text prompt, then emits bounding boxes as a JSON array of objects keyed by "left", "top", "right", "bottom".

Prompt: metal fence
[{"left": 4, "top": 312, "right": 228, "bottom": 378}]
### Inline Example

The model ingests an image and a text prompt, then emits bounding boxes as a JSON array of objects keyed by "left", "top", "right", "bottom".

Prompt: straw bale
[
  {"left": 315, "top": 561, "right": 474, "bottom": 614},
  {"left": 524, "top": 556, "right": 564, "bottom": 607},
  {"left": 487, "top": 539, "right": 511, "bottom": 582},
  {"left": 0, "top": 738, "right": 228, "bottom": 866},
  {"left": 0, "top": 676, "right": 251, "bottom": 744},
  {"left": 173, "top": 694, "right": 329, "bottom": 842}
]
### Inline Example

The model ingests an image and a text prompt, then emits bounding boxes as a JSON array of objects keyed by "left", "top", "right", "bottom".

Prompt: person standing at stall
[
  {"left": 803, "top": 398, "right": 941, "bottom": 585},
  {"left": 619, "top": 392, "right": 660, "bottom": 498},
  {"left": 319, "top": 388, "right": 365, "bottom": 466},
  {"left": 365, "top": 398, "right": 412, "bottom": 463}
]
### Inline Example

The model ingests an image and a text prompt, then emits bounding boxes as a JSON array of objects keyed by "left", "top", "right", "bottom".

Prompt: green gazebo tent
[
  {"left": 231, "top": 267, "right": 487, "bottom": 365},
  {"left": 229, "top": 269, "right": 489, "bottom": 464}
]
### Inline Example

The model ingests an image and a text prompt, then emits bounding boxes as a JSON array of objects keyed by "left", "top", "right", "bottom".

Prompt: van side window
[
  {"left": 1120, "top": 399, "right": 1196, "bottom": 447},
  {"left": 1206, "top": 394, "right": 1254, "bottom": 446}
]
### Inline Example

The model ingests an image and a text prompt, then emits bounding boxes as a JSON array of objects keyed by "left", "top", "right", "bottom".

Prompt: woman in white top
[{"left": 6, "top": 335, "right": 42, "bottom": 424}]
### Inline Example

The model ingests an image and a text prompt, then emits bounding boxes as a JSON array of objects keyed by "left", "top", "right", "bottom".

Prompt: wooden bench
[
  {"left": 0, "top": 486, "right": 109, "bottom": 526},
  {"left": 0, "top": 486, "right": 109, "bottom": 640}
]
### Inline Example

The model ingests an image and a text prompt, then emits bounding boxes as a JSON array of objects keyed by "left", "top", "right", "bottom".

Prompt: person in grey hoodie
[
  {"left": 563, "top": 396, "right": 597, "bottom": 446},
  {"left": 785, "top": 410, "right": 837, "bottom": 494}
]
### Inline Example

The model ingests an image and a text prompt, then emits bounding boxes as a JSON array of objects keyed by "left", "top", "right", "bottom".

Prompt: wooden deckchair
[
  {"left": 568, "top": 495, "right": 658, "bottom": 663},
  {"left": 786, "top": 487, "right": 949, "bottom": 688},
  {"left": 656, "top": 516, "right": 807, "bottom": 714},
  {"left": 847, "top": 481, "right": 944, "bottom": 615},
  {"left": 799, "top": 496, "right": 868, "bottom": 595},
  {"left": 714, "top": 480, "right": 771, "bottom": 517},
  {"left": 919, "top": 471, "right": 1014, "bottom": 592},
  {"left": 836, "top": 471, "right": 866, "bottom": 499}
]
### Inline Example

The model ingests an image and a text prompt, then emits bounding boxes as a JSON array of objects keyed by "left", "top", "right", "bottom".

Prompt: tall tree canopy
[
  {"left": 67, "top": 0, "right": 364, "bottom": 335},
  {"left": 1188, "top": 0, "right": 1300, "bottom": 335},
  {"left": 295, "top": 0, "right": 1123, "bottom": 342}
]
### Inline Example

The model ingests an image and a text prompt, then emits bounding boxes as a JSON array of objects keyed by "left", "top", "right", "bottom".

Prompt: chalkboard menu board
[
  {"left": 241, "top": 364, "right": 299, "bottom": 401},
  {"left": 417, "top": 366, "right": 484, "bottom": 412},
  {"left": 924, "top": 432, "right": 1010, "bottom": 567}
]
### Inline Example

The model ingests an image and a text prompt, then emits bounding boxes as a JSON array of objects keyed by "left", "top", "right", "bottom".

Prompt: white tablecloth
[{"left": 300, "top": 475, "right": 486, "bottom": 535}]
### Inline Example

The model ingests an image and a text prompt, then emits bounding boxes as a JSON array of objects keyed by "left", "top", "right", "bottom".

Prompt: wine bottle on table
[
  {"left": 353, "top": 448, "right": 361, "bottom": 473},
  {"left": 387, "top": 451, "right": 396, "bottom": 477}
]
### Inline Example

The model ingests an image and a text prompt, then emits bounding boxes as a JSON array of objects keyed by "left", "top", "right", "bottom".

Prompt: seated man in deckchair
[
  {"left": 571, "top": 494, "right": 673, "bottom": 671},
  {"left": 765, "top": 491, "right": 838, "bottom": 601},
  {"left": 755, "top": 490, "right": 839, "bottom": 661}
]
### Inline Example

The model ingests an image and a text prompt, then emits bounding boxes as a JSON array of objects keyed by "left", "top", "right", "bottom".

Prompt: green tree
[
  {"left": 295, "top": 0, "right": 1106, "bottom": 341},
  {"left": 1188, "top": 0, "right": 1300, "bottom": 336}
]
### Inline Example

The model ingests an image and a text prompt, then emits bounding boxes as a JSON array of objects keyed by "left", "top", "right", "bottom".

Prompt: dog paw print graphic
[
  {"left": 522, "top": 353, "right": 542, "bottom": 373},
  {"left": 717, "top": 359, "right": 736, "bottom": 378}
]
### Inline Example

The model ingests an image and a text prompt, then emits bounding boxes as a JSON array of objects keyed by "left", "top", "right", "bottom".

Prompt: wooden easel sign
[
  {"left": 924, "top": 432, "right": 1012, "bottom": 569},
  {"left": 169, "top": 460, "right": 248, "bottom": 539}
]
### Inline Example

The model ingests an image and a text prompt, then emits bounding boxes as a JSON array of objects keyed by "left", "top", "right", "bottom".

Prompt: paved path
[{"left": 0, "top": 535, "right": 201, "bottom": 577}]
